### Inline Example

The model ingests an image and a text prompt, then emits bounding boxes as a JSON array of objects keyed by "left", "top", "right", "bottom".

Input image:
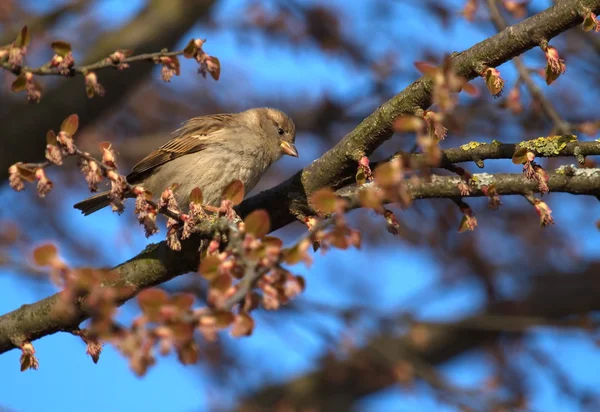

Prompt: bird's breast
[{"left": 140, "top": 148, "right": 271, "bottom": 208}]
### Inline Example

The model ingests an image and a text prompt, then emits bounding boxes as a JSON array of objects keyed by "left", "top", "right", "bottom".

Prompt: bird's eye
[{"left": 278, "top": 127, "right": 285, "bottom": 135}]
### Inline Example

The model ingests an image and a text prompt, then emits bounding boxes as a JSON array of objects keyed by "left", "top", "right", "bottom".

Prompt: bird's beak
[{"left": 280, "top": 141, "right": 299, "bottom": 158}]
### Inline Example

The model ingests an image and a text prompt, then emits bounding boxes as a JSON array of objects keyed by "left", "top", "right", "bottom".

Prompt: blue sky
[{"left": 1, "top": 0, "right": 600, "bottom": 411}]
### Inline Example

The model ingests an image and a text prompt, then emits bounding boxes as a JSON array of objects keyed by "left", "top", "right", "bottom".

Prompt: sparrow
[{"left": 74, "top": 107, "right": 298, "bottom": 215}]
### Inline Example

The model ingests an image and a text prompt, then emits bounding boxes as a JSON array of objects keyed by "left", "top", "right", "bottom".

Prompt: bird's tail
[{"left": 73, "top": 191, "right": 112, "bottom": 216}]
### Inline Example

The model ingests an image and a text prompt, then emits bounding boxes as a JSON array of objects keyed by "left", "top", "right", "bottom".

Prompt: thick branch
[
  {"left": 238, "top": 0, "right": 600, "bottom": 226},
  {"left": 2, "top": 167, "right": 599, "bottom": 353},
  {"left": 1, "top": 0, "right": 599, "bottom": 354}
]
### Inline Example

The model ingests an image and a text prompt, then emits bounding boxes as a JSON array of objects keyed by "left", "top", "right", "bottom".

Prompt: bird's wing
[{"left": 126, "top": 113, "right": 235, "bottom": 183}]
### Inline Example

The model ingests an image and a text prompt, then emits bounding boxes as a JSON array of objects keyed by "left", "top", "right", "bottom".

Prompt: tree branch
[{"left": 1, "top": 0, "right": 599, "bottom": 354}]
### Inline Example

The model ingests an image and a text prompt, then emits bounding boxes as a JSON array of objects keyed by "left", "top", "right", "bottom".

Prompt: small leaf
[
  {"left": 282, "top": 238, "right": 311, "bottom": 266},
  {"left": 199, "top": 255, "right": 221, "bottom": 280},
  {"left": 374, "top": 161, "right": 399, "bottom": 187},
  {"left": 50, "top": 41, "right": 71, "bottom": 56},
  {"left": 210, "top": 275, "right": 232, "bottom": 293},
  {"left": 177, "top": 341, "right": 199, "bottom": 365},
  {"left": 60, "top": 114, "right": 79, "bottom": 135},
  {"left": 15, "top": 26, "right": 30, "bottom": 48},
  {"left": 356, "top": 169, "right": 366, "bottom": 186},
  {"left": 222, "top": 180, "right": 244, "bottom": 205},
  {"left": 46, "top": 130, "right": 57, "bottom": 146},
  {"left": 137, "top": 288, "right": 169, "bottom": 320},
  {"left": 231, "top": 313, "right": 255, "bottom": 337},
  {"left": 414, "top": 61, "right": 438, "bottom": 77},
  {"left": 263, "top": 236, "right": 283, "bottom": 248},
  {"left": 11, "top": 74, "right": 26, "bottom": 92},
  {"left": 212, "top": 311, "right": 235, "bottom": 328},
  {"left": 358, "top": 187, "right": 383, "bottom": 210},
  {"left": 461, "top": 82, "right": 480, "bottom": 97},
  {"left": 582, "top": 12, "right": 599, "bottom": 32},
  {"left": 190, "top": 187, "right": 203, "bottom": 205},
  {"left": 310, "top": 188, "right": 337, "bottom": 214},
  {"left": 512, "top": 147, "right": 529, "bottom": 164},
  {"left": 170, "top": 293, "right": 195, "bottom": 310},
  {"left": 32, "top": 244, "right": 58, "bottom": 266},
  {"left": 207, "top": 56, "right": 220, "bottom": 81},
  {"left": 328, "top": 227, "right": 349, "bottom": 249},
  {"left": 244, "top": 209, "right": 271, "bottom": 238},
  {"left": 183, "top": 39, "right": 198, "bottom": 58},
  {"left": 15, "top": 164, "right": 36, "bottom": 182},
  {"left": 393, "top": 115, "right": 423, "bottom": 132}
]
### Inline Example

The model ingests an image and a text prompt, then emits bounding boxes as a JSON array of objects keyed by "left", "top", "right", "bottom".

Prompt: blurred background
[{"left": 1, "top": 0, "right": 600, "bottom": 411}]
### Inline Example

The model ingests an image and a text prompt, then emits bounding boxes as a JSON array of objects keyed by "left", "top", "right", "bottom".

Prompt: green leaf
[
  {"left": 282, "top": 238, "right": 311, "bottom": 266},
  {"left": 60, "top": 114, "right": 79, "bottom": 135},
  {"left": 32, "top": 244, "right": 58, "bottom": 266},
  {"left": 46, "top": 130, "right": 57, "bottom": 146},
  {"left": 50, "top": 41, "right": 71, "bottom": 57},
  {"left": 221, "top": 180, "right": 244, "bottom": 205},
  {"left": 190, "top": 187, "right": 203, "bottom": 205},
  {"left": 512, "top": 147, "right": 529, "bottom": 164},
  {"left": 243, "top": 209, "right": 270, "bottom": 238},
  {"left": 15, "top": 26, "right": 30, "bottom": 48}
]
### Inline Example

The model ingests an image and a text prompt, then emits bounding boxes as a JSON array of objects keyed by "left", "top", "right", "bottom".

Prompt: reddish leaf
[
  {"left": 210, "top": 275, "right": 232, "bottom": 293},
  {"left": 244, "top": 209, "right": 271, "bottom": 238},
  {"left": 177, "top": 342, "right": 199, "bottom": 365},
  {"left": 461, "top": 82, "right": 480, "bottom": 97},
  {"left": 414, "top": 61, "right": 438, "bottom": 77},
  {"left": 170, "top": 293, "right": 195, "bottom": 311},
  {"left": 310, "top": 188, "right": 337, "bottom": 214},
  {"left": 183, "top": 39, "right": 198, "bottom": 58},
  {"left": 137, "top": 288, "right": 169, "bottom": 320},
  {"left": 50, "top": 41, "right": 71, "bottom": 56},
  {"left": 32, "top": 244, "right": 58, "bottom": 266},
  {"left": 212, "top": 311, "right": 235, "bottom": 328},
  {"left": 15, "top": 164, "right": 36, "bottom": 182},
  {"left": 206, "top": 56, "right": 221, "bottom": 81},
  {"left": 199, "top": 255, "right": 221, "bottom": 280},
  {"left": 263, "top": 236, "right": 283, "bottom": 249},
  {"left": 222, "top": 180, "right": 244, "bottom": 205},
  {"left": 11, "top": 74, "right": 26, "bottom": 92},
  {"left": 60, "top": 114, "right": 79, "bottom": 135},
  {"left": 393, "top": 115, "right": 423, "bottom": 132},
  {"left": 190, "top": 187, "right": 203, "bottom": 205},
  {"left": 231, "top": 313, "right": 255, "bottom": 337}
]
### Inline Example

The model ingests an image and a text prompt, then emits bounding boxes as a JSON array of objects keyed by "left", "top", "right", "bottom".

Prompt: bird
[{"left": 74, "top": 107, "right": 298, "bottom": 215}]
